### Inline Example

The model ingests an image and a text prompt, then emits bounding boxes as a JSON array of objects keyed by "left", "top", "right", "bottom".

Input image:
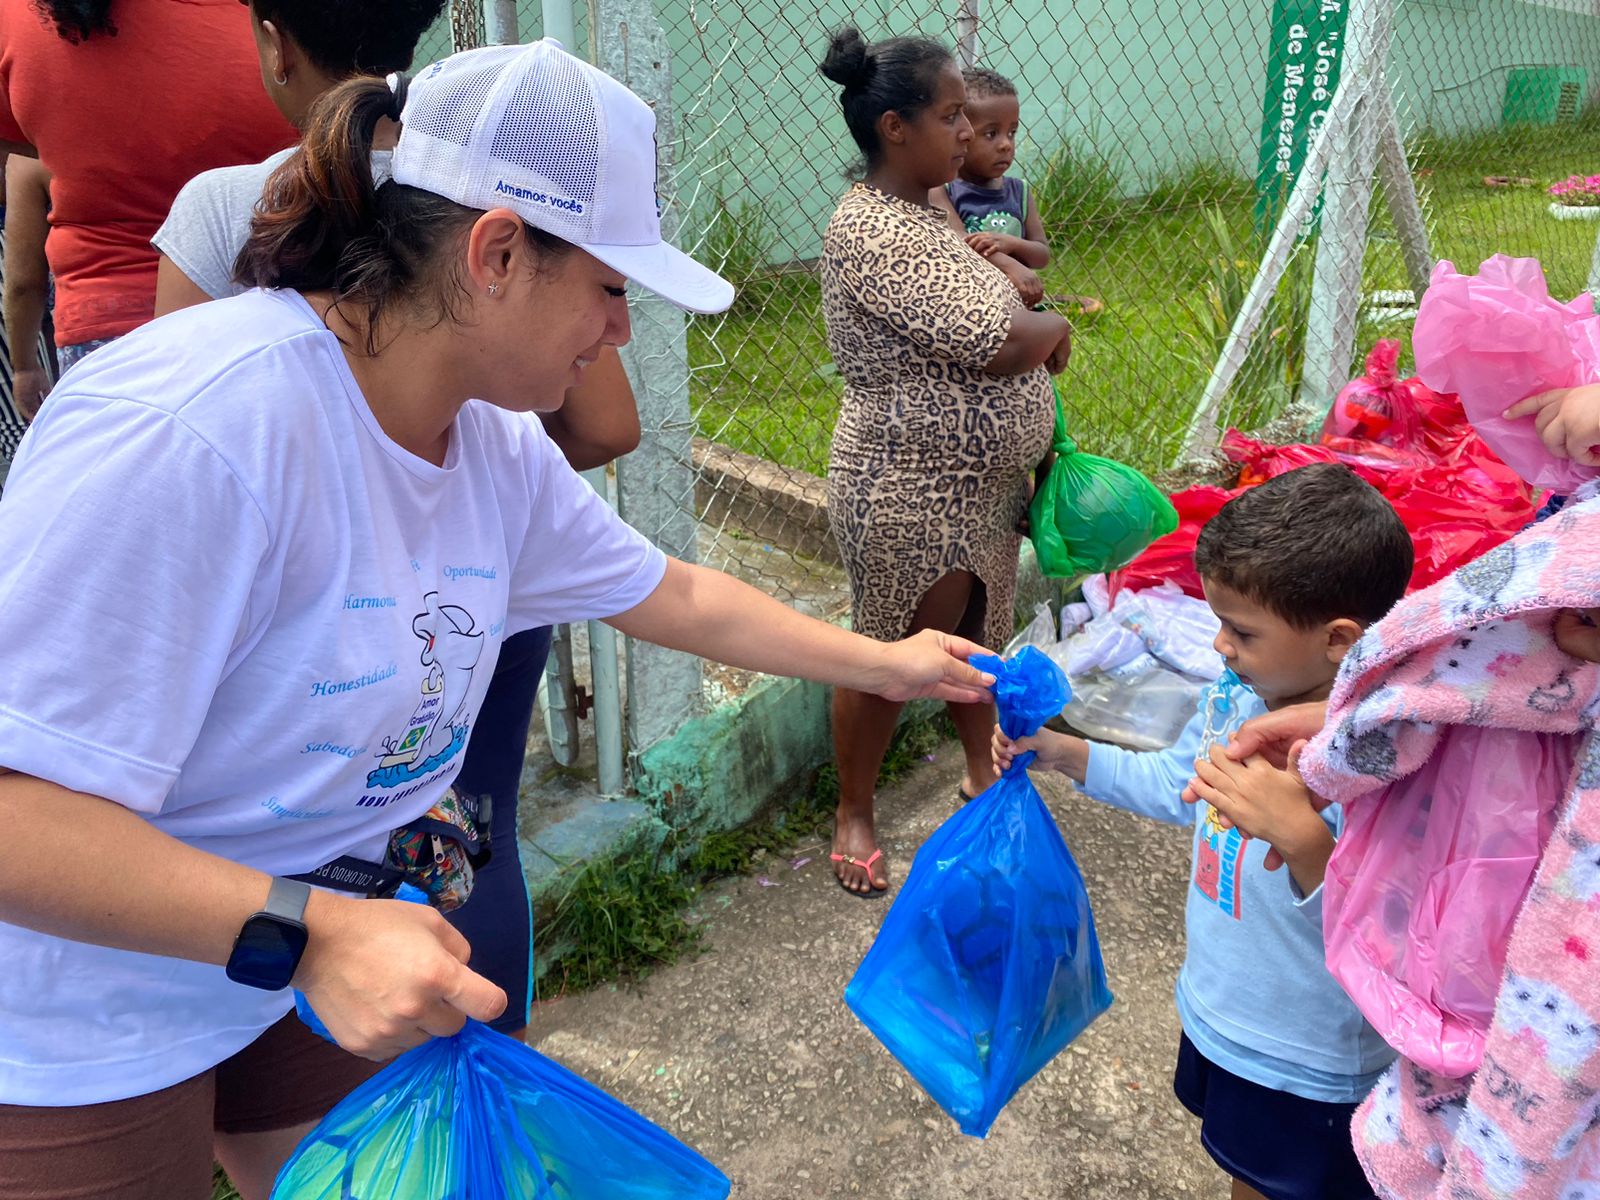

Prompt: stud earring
[{"left": 487, "top": 282, "right": 500, "bottom": 296}]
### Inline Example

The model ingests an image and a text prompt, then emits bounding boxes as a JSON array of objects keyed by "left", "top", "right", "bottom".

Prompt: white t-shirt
[
  {"left": 0, "top": 289, "right": 665, "bottom": 1105},
  {"left": 154, "top": 148, "right": 393, "bottom": 299}
]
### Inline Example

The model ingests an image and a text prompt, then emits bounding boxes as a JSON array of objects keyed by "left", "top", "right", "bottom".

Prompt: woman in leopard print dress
[{"left": 818, "top": 28, "right": 1071, "bottom": 896}]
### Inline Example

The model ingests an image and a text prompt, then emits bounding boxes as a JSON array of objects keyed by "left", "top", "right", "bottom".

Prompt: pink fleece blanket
[{"left": 1299, "top": 496, "right": 1600, "bottom": 1199}]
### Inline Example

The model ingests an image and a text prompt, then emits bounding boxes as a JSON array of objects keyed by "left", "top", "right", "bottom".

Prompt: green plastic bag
[{"left": 1028, "top": 384, "right": 1178, "bottom": 579}]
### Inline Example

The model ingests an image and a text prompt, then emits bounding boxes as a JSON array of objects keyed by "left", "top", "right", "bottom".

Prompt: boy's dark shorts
[{"left": 1173, "top": 1032, "right": 1375, "bottom": 1200}]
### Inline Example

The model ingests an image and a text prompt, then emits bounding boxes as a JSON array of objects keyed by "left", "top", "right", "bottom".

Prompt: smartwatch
[{"left": 225, "top": 877, "right": 312, "bottom": 991}]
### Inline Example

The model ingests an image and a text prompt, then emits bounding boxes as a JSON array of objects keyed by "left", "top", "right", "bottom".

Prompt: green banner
[{"left": 1253, "top": 0, "right": 1350, "bottom": 231}]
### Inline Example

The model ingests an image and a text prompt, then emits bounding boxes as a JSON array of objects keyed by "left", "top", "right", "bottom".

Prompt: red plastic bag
[
  {"left": 1320, "top": 339, "right": 1423, "bottom": 448},
  {"left": 1109, "top": 486, "right": 1236, "bottom": 598},
  {"left": 1222, "top": 429, "right": 1420, "bottom": 489},
  {"left": 1117, "top": 425, "right": 1536, "bottom": 598}
]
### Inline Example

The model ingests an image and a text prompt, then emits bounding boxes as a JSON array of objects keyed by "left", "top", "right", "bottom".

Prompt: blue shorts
[
  {"left": 1173, "top": 1032, "right": 1374, "bottom": 1200},
  {"left": 444, "top": 625, "right": 552, "bottom": 1033}
]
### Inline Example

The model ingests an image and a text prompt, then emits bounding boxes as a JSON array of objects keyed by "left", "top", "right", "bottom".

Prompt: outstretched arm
[{"left": 606, "top": 558, "right": 996, "bottom": 704}]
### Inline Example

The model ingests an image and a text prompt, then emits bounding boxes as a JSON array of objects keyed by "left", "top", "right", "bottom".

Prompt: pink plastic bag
[
  {"left": 1413, "top": 255, "right": 1600, "bottom": 493},
  {"left": 1320, "top": 339, "right": 1423, "bottom": 448},
  {"left": 1323, "top": 725, "right": 1578, "bottom": 1078}
]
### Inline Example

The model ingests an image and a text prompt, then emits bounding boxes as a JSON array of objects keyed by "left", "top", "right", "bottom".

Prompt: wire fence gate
[{"left": 442, "top": 0, "right": 1600, "bottom": 787}]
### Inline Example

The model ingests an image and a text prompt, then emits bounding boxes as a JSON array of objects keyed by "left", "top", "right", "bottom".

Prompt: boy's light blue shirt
[{"left": 1080, "top": 676, "right": 1394, "bottom": 1103}]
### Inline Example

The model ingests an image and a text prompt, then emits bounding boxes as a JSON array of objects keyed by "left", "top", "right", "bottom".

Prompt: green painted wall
[
  {"left": 653, "top": 0, "right": 1600, "bottom": 262},
  {"left": 412, "top": 0, "right": 1600, "bottom": 262}
]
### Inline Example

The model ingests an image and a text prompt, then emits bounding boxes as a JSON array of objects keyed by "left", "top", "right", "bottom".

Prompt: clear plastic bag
[
  {"left": 272, "top": 1020, "right": 730, "bottom": 1200},
  {"left": 1060, "top": 665, "right": 1207, "bottom": 752},
  {"left": 844, "top": 648, "right": 1113, "bottom": 1136},
  {"left": 1110, "top": 581, "right": 1223, "bottom": 681},
  {"left": 1324, "top": 724, "right": 1578, "bottom": 1078},
  {"left": 1046, "top": 611, "right": 1151, "bottom": 678},
  {"left": 1003, "top": 602, "right": 1057, "bottom": 658}
]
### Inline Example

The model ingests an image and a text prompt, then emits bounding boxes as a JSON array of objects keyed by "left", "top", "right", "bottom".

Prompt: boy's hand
[
  {"left": 1189, "top": 743, "right": 1334, "bottom": 893},
  {"left": 991, "top": 725, "right": 1036, "bottom": 776},
  {"left": 966, "top": 232, "right": 1003, "bottom": 256},
  {"left": 1003, "top": 262, "right": 1046, "bottom": 307},
  {"left": 1556, "top": 607, "right": 1600, "bottom": 665},
  {"left": 992, "top": 724, "right": 1087, "bottom": 782}
]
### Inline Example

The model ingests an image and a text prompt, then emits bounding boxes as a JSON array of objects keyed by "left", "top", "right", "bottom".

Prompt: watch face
[{"left": 225, "top": 915, "right": 309, "bottom": 991}]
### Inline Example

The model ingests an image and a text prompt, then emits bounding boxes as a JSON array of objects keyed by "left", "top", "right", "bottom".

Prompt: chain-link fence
[
  {"left": 442, "top": 0, "right": 1600, "bottom": 753},
  {"left": 452, "top": 0, "right": 1598, "bottom": 556}
]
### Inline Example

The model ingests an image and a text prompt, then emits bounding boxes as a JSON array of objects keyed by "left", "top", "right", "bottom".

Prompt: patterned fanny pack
[{"left": 291, "top": 785, "right": 493, "bottom": 912}]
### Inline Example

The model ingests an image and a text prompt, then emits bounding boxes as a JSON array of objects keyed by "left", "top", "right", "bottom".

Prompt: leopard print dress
[{"left": 821, "top": 183, "right": 1053, "bottom": 650}]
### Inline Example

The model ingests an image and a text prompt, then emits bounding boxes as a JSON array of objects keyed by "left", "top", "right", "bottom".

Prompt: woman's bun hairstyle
[
  {"left": 819, "top": 26, "right": 873, "bottom": 90},
  {"left": 817, "top": 26, "right": 952, "bottom": 169}
]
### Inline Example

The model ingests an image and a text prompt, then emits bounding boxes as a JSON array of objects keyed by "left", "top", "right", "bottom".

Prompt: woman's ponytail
[
  {"left": 233, "top": 72, "right": 569, "bottom": 354},
  {"left": 234, "top": 76, "right": 395, "bottom": 295}
]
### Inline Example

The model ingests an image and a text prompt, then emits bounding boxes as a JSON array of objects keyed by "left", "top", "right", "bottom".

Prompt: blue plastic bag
[
  {"left": 844, "top": 646, "right": 1114, "bottom": 1136},
  {"left": 276, "top": 886, "right": 730, "bottom": 1199}
]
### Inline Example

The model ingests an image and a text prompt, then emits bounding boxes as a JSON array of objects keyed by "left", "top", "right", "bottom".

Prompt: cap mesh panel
[
  {"left": 405, "top": 62, "right": 504, "bottom": 147},
  {"left": 486, "top": 55, "right": 600, "bottom": 206}
]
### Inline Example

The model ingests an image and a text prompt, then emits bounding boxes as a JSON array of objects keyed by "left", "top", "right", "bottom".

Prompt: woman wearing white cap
[{"left": 0, "top": 41, "right": 994, "bottom": 1198}]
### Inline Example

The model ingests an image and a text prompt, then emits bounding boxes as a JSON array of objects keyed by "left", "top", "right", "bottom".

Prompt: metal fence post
[
  {"left": 539, "top": 0, "right": 575, "bottom": 52},
  {"left": 1297, "top": 0, "right": 1391, "bottom": 416},
  {"left": 1180, "top": 76, "right": 1356, "bottom": 463},
  {"left": 1374, "top": 82, "right": 1433, "bottom": 303},
  {"left": 486, "top": 0, "right": 519, "bottom": 43},
  {"left": 1589, "top": 223, "right": 1600, "bottom": 302},
  {"left": 956, "top": 0, "right": 982, "bottom": 69},
  {"left": 593, "top": 0, "right": 705, "bottom": 757}
]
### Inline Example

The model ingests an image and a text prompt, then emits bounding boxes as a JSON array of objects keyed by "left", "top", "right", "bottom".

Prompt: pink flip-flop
[{"left": 830, "top": 848, "right": 887, "bottom": 900}]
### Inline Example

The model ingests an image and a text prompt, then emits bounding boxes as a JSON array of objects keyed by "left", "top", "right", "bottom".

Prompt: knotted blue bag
[
  {"left": 844, "top": 647, "right": 1114, "bottom": 1136},
  {"left": 275, "top": 889, "right": 730, "bottom": 1200}
]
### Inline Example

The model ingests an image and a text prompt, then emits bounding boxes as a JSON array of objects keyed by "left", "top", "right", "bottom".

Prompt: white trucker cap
[{"left": 391, "top": 39, "right": 734, "bottom": 315}]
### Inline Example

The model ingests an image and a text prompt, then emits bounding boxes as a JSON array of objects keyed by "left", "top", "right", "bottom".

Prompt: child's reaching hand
[
  {"left": 1188, "top": 742, "right": 1334, "bottom": 896},
  {"left": 1503, "top": 383, "right": 1600, "bottom": 466},
  {"left": 992, "top": 724, "right": 1089, "bottom": 783}
]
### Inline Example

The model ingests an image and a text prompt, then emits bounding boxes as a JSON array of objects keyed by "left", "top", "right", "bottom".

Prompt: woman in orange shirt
[{"left": 0, "top": 0, "right": 295, "bottom": 378}]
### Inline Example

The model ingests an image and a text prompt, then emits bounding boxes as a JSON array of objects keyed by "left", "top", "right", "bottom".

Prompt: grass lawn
[{"left": 688, "top": 117, "right": 1600, "bottom": 479}]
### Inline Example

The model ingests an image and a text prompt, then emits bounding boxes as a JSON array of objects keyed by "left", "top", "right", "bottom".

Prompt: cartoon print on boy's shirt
[
  {"left": 963, "top": 209, "right": 1023, "bottom": 238},
  {"left": 1196, "top": 804, "right": 1247, "bottom": 919},
  {"left": 1193, "top": 670, "right": 1249, "bottom": 919},
  {"left": 367, "top": 592, "right": 485, "bottom": 791}
]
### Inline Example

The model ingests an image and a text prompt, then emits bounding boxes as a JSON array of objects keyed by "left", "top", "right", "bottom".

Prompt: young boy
[
  {"left": 931, "top": 68, "right": 1051, "bottom": 306},
  {"left": 994, "top": 464, "right": 1414, "bottom": 1200}
]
